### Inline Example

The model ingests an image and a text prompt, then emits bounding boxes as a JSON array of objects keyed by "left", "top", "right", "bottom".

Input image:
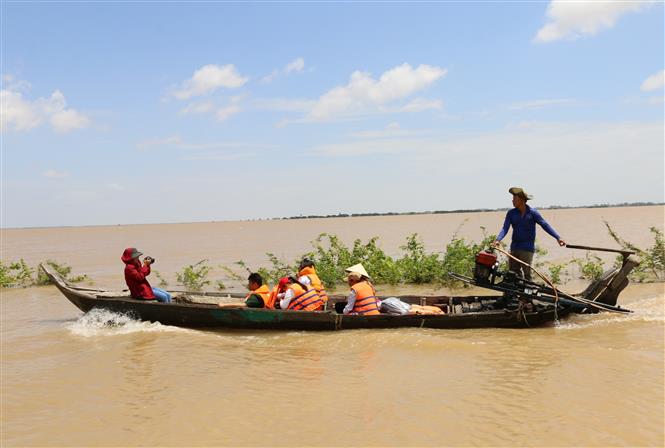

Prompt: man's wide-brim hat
[
  {"left": 509, "top": 187, "right": 533, "bottom": 201},
  {"left": 344, "top": 263, "right": 370, "bottom": 280}
]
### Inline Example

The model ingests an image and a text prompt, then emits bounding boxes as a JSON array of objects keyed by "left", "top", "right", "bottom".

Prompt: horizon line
[{"left": 1, "top": 202, "right": 663, "bottom": 232}]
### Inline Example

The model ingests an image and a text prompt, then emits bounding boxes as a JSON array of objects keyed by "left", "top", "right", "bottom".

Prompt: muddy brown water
[{"left": 1, "top": 206, "right": 664, "bottom": 446}]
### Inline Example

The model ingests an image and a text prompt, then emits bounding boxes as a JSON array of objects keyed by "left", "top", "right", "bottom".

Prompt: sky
[{"left": 1, "top": 1, "right": 664, "bottom": 228}]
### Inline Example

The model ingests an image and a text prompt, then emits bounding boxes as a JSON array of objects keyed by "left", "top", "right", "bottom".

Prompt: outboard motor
[{"left": 474, "top": 250, "right": 499, "bottom": 284}]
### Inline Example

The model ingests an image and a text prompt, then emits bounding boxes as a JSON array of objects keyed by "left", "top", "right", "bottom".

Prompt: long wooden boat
[{"left": 42, "top": 264, "right": 568, "bottom": 330}]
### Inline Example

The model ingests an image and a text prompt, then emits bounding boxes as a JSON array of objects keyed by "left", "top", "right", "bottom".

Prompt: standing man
[{"left": 492, "top": 187, "right": 566, "bottom": 280}]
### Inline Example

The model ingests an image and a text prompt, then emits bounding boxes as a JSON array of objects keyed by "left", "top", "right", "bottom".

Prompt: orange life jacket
[
  {"left": 287, "top": 283, "right": 323, "bottom": 311},
  {"left": 351, "top": 281, "right": 380, "bottom": 315},
  {"left": 298, "top": 267, "right": 329, "bottom": 303},
  {"left": 245, "top": 284, "right": 271, "bottom": 308},
  {"left": 265, "top": 285, "right": 280, "bottom": 310}
]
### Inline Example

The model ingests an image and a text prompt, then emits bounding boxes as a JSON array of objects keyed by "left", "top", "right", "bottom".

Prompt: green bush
[
  {"left": 397, "top": 234, "right": 443, "bottom": 284},
  {"left": 176, "top": 260, "right": 212, "bottom": 291},
  {"left": 547, "top": 263, "right": 566, "bottom": 284},
  {"left": 216, "top": 223, "right": 665, "bottom": 291},
  {"left": 573, "top": 253, "right": 605, "bottom": 281},
  {"left": 605, "top": 221, "right": 665, "bottom": 281},
  {"left": 440, "top": 228, "right": 496, "bottom": 288},
  {"left": 153, "top": 271, "right": 168, "bottom": 288},
  {"left": 2, "top": 259, "right": 88, "bottom": 288},
  {"left": 256, "top": 253, "right": 295, "bottom": 286},
  {"left": 0, "top": 259, "right": 34, "bottom": 288},
  {"left": 36, "top": 260, "right": 88, "bottom": 286},
  {"left": 351, "top": 236, "right": 402, "bottom": 285}
]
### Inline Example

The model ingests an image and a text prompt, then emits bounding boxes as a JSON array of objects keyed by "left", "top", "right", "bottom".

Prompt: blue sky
[{"left": 2, "top": 1, "right": 664, "bottom": 228}]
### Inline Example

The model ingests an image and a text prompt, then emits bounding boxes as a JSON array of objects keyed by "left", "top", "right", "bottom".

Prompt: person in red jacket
[{"left": 121, "top": 247, "right": 171, "bottom": 303}]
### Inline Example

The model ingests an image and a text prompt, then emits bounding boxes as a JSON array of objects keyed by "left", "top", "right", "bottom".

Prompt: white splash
[
  {"left": 66, "top": 308, "right": 189, "bottom": 337},
  {"left": 557, "top": 294, "right": 665, "bottom": 330}
]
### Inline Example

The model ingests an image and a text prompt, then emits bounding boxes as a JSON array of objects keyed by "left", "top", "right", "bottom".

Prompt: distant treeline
[{"left": 277, "top": 202, "right": 663, "bottom": 221}]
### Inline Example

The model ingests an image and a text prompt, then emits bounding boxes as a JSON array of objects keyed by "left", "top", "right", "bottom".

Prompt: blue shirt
[{"left": 496, "top": 206, "right": 561, "bottom": 252}]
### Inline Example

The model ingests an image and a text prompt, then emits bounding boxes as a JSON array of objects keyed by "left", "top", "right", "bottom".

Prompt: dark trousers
[{"left": 509, "top": 250, "right": 534, "bottom": 281}]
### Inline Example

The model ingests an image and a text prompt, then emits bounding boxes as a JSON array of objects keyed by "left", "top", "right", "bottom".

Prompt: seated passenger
[
  {"left": 297, "top": 258, "right": 329, "bottom": 304},
  {"left": 278, "top": 276, "right": 323, "bottom": 311},
  {"left": 343, "top": 263, "right": 380, "bottom": 315},
  {"left": 218, "top": 272, "right": 273, "bottom": 309},
  {"left": 121, "top": 247, "right": 171, "bottom": 303}
]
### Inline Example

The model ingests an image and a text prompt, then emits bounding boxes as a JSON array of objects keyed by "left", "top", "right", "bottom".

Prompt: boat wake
[
  {"left": 556, "top": 293, "right": 665, "bottom": 330},
  {"left": 66, "top": 308, "right": 190, "bottom": 337}
]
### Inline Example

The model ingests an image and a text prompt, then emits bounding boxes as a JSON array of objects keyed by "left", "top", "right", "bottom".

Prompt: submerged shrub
[
  {"left": 605, "top": 221, "right": 665, "bottom": 281},
  {"left": 219, "top": 222, "right": 662, "bottom": 290},
  {"left": 176, "top": 260, "right": 212, "bottom": 291},
  {"left": 256, "top": 253, "right": 295, "bottom": 286},
  {"left": 573, "top": 253, "right": 605, "bottom": 281},
  {"left": 397, "top": 234, "right": 443, "bottom": 284},
  {"left": 153, "top": 271, "right": 168, "bottom": 288},
  {"left": 440, "top": 226, "right": 497, "bottom": 288},
  {"left": 2, "top": 259, "right": 88, "bottom": 288},
  {"left": 0, "top": 259, "right": 34, "bottom": 288},
  {"left": 36, "top": 260, "right": 88, "bottom": 286},
  {"left": 547, "top": 263, "right": 567, "bottom": 285}
]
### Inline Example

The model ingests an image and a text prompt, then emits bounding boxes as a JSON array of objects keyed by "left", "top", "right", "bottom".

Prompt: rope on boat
[
  {"left": 493, "top": 246, "right": 628, "bottom": 315},
  {"left": 493, "top": 247, "right": 560, "bottom": 323},
  {"left": 517, "top": 301, "right": 531, "bottom": 328}
]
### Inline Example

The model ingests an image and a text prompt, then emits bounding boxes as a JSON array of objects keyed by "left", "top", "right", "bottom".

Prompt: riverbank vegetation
[
  {"left": 2, "top": 223, "right": 663, "bottom": 290},
  {"left": 220, "top": 222, "right": 665, "bottom": 291}
]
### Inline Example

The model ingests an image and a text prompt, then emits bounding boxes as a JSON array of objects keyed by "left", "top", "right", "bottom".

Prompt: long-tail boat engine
[{"left": 473, "top": 250, "right": 499, "bottom": 284}]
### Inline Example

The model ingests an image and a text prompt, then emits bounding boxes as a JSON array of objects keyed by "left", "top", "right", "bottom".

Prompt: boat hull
[{"left": 51, "top": 275, "right": 567, "bottom": 331}]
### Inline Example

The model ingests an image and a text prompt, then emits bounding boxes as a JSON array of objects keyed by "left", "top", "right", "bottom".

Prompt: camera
[{"left": 144, "top": 256, "right": 156, "bottom": 264}]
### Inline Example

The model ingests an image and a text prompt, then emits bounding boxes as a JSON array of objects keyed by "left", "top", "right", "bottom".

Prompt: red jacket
[{"left": 122, "top": 249, "right": 155, "bottom": 300}]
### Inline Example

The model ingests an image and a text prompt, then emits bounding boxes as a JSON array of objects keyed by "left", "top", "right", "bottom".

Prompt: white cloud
[
  {"left": 397, "top": 98, "right": 443, "bottom": 113},
  {"left": 2, "top": 74, "right": 31, "bottom": 92},
  {"left": 180, "top": 152, "right": 248, "bottom": 161},
  {"left": 510, "top": 98, "right": 576, "bottom": 111},
  {"left": 0, "top": 82, "right": 91, "bottom": 134},
  {"left": 309, "top": 63, "right": 447, "bottom": 120},
  {"left": 136, "top": 135, "right": 183, "bottom": 149},
  {"left": 134, "top": 135, "right": 277, "bottom": 163},
  {"left": 172, "top": 64, "right": 248, "bottom": 100},
  {"left": 310, "top": 121, "right": 664, "bottom": 162},
  {"left": 535, "top": 0, "right": 653, "bottom": 43},
  {"left": 641, "top": 69, "right": 665, "bottom": 91},
  {"left": 349, "top": 123, "right": 431, "bottom": 139},
  {"left": 252, "top": 97, "right": 315, "bottom": 112},
  {"left": 107, "top": 183, "right": 125, "bottom": 191},
  {"left": 180, "top": 101, "right": 215, "bottom": 115},
  {"left": 43, "top": 169, "right": 69, "bottom": 178},
  {"left": 261, "top": 69, "right": 280, "bottom": 84},
  {"left": 261, "top": 57, "right": 306, "bottom": 83},
  {"left": 648, "top": 96, "right": 664, "bottom": 105},
  {"left": 284, "top": 57, "right": 305, "bottom": 74},
  {"left": 1, "top": 89, "right": 41, "bottom": 131},
  {"left": 51, "top": 109, "right": 91, "bottom": 133},
  {"left": 216, "top": 104, "right": 241, "bottom": 122}
]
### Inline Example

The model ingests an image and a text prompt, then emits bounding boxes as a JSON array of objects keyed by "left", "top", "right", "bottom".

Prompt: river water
[{"left": 1, "top": 206, "right": 664, "bottom": 446}]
